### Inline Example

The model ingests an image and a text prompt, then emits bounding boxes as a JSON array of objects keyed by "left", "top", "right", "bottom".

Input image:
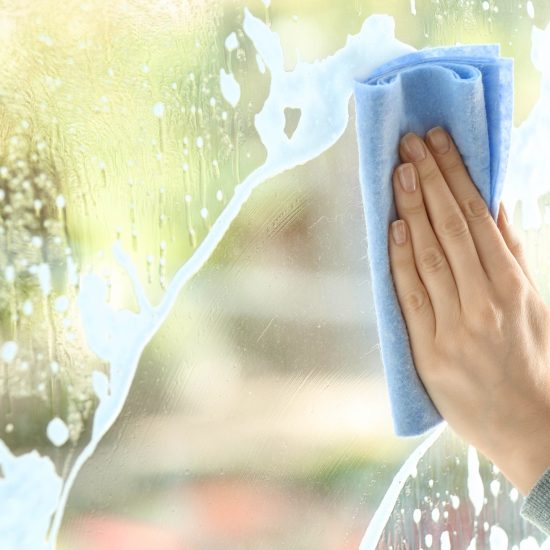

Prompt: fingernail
[
  {"left": 398, "top": 163, "right": 416, "bottom": 192},
  {"left": 427, "top": 127, "right": 450, "bottom": 154},
  {"left": 391, "top": 220, "right": 406, "bottom": 245},
  {"left": 402, "top": 133, "right": 426, "bottom": 161}
]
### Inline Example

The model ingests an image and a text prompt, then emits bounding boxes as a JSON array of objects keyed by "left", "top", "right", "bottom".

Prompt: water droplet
[
  {"left": 431, "top": 508, "right": 440, "bottom": 522},
  {"left": 216, "top": 190, "right": 223, "bottom": 201},
  {"left": 38, "top": 34, "right": 53, "bottom": 46},
  {"left": 225, "top": 32, "right": 239, "bottom": 52},
  {"left": 450, "top": 494, "right": 460, "bottom": 509},
  {"left": 5, "top": 265, "right": 15, "bottom": 283},
  {"left": 413, "top": 508, "right": 421, "bottom": 523},
  {"left": 22, "top": 300, "right": 33, "bottom": 316},
  {"left": 509, "top": 487, "right": 518, "bottom": 502},
  {"left": 5, "top": 423, "right": 14, "bottom": 433},
  {"left": 219, "top": 69, "right": 241, "bottom": 108},
  {"left": 153, "top": 101, "right": 165, "bottom": 118},
  {"left": 200, "top": 207, "right": 208, "bottom": 219},
  {"left": 526, "top": 1, "right": 535, "bottom": 18},
  {"left": 196, "top": 136, "right": 204, "bottom": 148},
  {"left": 1, "top": 341, "right": 18, "bottom": 363},
  {"left": 185, "top": 194, "right": 192, "bottom": 204},
  {"left": 56, "top": 195, "right": 66, "bottom": 209},
  {"left": 425, "top": 534, "right": 433, "bottom": 548},
  {"left": 31, "top": 236, "right": 43, "bottom": 249},
  {"left": 47, "top": 417, "right": 69, "bottom": 447},
  {"left": 50, "top": 361, "right": 60, "bottom": 374},
  {"left": 189, "top": 227, "right": 197, "bottom": 247},
  {"left": 490, "top": 479, "right": 500, "bottom": 497},
  {"left": 54, "top": 295, "right": 69, "bottom": 313},
  {"left": 38, "top": 263, "right": 52, "bottom": 296},
  {"left": 482, "top": 1, "right": 490, "bottom": 10}
]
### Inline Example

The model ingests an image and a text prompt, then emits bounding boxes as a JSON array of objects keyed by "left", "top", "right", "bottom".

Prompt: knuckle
[
  {"left": 462, "top": 196, "right": 490, "bottom": 223},
  {"left": 419, "top": 246, "right": 446, "bottom": 273},
  {"left": 468, "top": 301, "right": 505, "bottom": 340},
  {"left": 503, "top": 266, "right": 525, "bottom": 291},
  {"left": 439, "top": 211, "right": 469, "bottom": 239},
  {"left": 401, "top": 200, "right": 425, "bottom": 216},
  {"left": 390, "top": 253, "right": 412, "bottom": 273},
  {"left": 419, "top": 163, "right": 441, "bottom": 185},
  {"left": 441, "top": 153, "right": 465, "bottom": 177},
  {"left": 477, "top": 302, "right": 499, "bottom": 324},
  {"left": 402, "top": 288, "right": 428, "bottom": 313}
]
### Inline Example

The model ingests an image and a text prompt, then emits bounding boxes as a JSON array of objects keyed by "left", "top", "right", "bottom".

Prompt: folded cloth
[{"left": 353, "top": 45, "right": 513, "bottom": 436}]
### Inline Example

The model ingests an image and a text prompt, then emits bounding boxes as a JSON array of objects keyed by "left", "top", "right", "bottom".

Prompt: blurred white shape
[
  {"left": 224, "top": 31, "right": 238, "bottom": 51},
  {"left": 219, "top": 68, "right": 241, "bottom": 107},
  {"left": 502, "top": 20, "right": 550, "bottom": 230},
  {"left": 467, "top": 446, "right": 484, "bottom": 516},
  {"left": 490, "top": 525, "right": 509, "bottom": 549},
  {"left": 47, "top": 418, "right": 69, "bottom": 447},
  {"left": 1, "top": 341, "right": 17, "bottom": 363}
]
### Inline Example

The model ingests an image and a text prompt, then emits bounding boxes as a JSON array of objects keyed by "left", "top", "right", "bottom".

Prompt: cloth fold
[{"left": 353, "top": 45, "right": 513, "bottom": 436}]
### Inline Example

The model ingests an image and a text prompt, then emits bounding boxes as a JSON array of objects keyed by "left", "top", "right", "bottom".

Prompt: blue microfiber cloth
[{"left": 353, "top": 45, "right": 513, "bottom": 437}]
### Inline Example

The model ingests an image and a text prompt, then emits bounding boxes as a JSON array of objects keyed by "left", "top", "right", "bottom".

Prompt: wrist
[{"left": 488, "top": 434, "right": 550, "bottom": 496}]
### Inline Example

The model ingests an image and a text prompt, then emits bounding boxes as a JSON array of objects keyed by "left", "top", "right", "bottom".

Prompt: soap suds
[
  {"left": 359, "top": 424, "right": 446, "bottom": 549},
  {"left": 46, "top": 418, "right": 69, "bottom": 447},
  {"left": 502, "top": 20, "right": 550, "bottom": 229},
  {"left": 219, "top": 68, "right": 241, "bottom": 107},
  {"left": 467, "top": 446, "right": 485, "bottom": 516}
]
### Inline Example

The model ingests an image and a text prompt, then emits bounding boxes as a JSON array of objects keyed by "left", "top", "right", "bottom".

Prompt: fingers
[
  {"left": 388, "top": 218, "right": 436, "bottom": 343},
  {"left": 424, "top": 127, "right": 520, "bottom": 287},
  {"left": 400, "top": 132, "right": 488, "bottom": 309},
  {"left": 391, "top": 163, "right": 461, "bottom": 327},
  {"left": 496, "top": 202, "right": 539, "bottom": 291}
]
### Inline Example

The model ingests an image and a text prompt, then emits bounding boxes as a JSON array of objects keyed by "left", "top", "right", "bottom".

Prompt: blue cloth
[{"left": 353, "top": 45, "right": 513, "bottom": 436}]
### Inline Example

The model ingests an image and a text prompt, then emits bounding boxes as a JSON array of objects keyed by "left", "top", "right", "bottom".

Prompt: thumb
[{"left": 497, "top": 201, "right": 538, "bottom": 291}]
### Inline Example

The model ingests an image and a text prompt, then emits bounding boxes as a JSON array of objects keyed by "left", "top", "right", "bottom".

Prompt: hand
[{"left": 388, "top": 127, "right": 550, "bottom": 495}]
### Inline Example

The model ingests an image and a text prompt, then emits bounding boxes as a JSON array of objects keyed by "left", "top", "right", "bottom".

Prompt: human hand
[{"left": 388, "top": 127, "right": 550, "bottom": 495}]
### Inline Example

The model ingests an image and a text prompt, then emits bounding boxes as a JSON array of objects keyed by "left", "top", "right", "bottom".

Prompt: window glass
[{"left": 0, "top": 1, "right": 549, "bottom": 548}]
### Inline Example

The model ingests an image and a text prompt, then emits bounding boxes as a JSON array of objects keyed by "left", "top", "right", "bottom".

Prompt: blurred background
[{"left": 1, "top": 0, "right": 550, "bottom": 548}]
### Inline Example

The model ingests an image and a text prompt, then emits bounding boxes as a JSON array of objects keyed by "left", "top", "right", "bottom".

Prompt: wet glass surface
[{"left": 1, "top": 0, "right": 550, "bottom": 548}]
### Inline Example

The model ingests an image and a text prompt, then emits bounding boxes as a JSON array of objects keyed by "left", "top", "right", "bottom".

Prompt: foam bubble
[{"left": 46, "top": 418, "right": 69, "bottom": 447}]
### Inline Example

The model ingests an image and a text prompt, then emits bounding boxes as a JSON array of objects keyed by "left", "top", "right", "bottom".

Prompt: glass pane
[{"left": 0, "top": 0, "right": 549, "bottom": 548}]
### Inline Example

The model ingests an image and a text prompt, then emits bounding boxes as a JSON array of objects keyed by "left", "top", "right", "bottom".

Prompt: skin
[{"left": 388, "top": 127, "right": 550, "bottom": 496}]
